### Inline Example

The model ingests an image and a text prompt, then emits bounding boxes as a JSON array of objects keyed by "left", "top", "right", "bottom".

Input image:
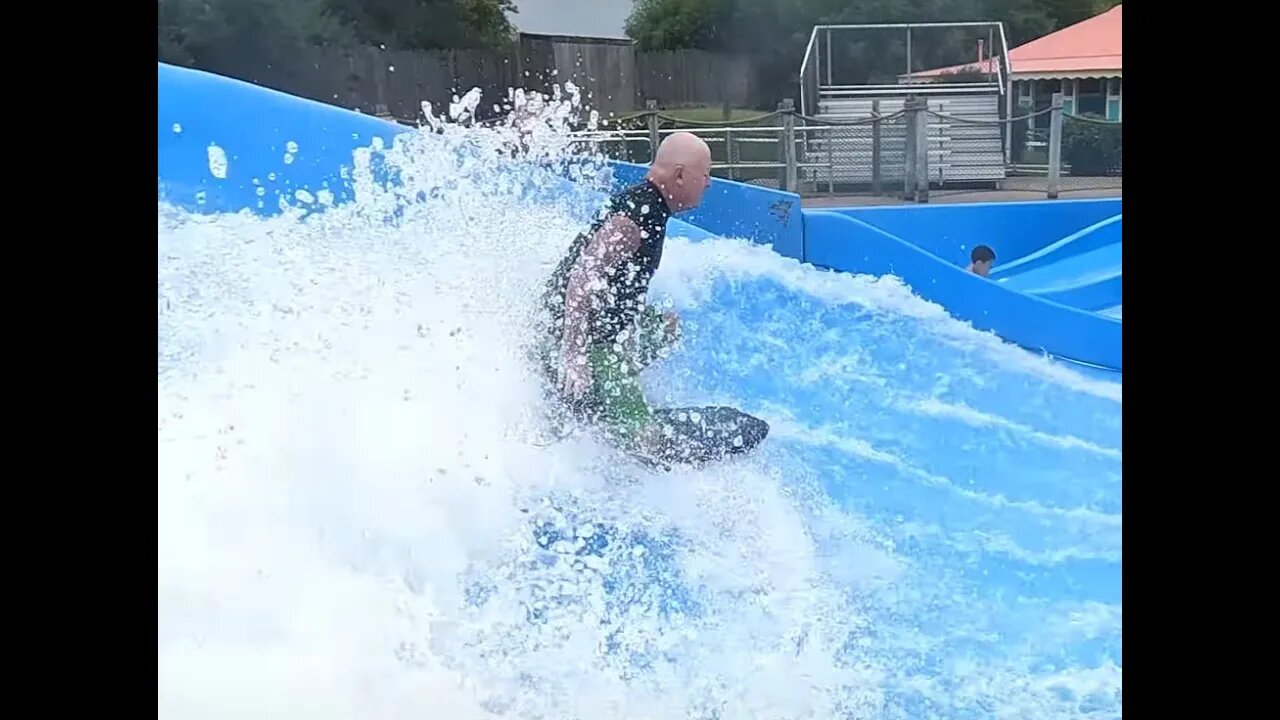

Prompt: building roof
[{"left": 906, "top": 5, "right": 1122, "bottom": 80}]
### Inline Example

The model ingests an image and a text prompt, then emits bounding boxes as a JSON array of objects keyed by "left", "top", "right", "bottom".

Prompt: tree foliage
[
  {"left": 627, "top": 0, "right": 1120, "bottom": 53},
  {"left": 157, "top": 0, "right": 520, "bottom": 69},
  {"left": 624, "top": 0, "right": 1121, "bottom": 97},
  {"left": 324, "top": 0, "right": 518, "bottom": 50},
  {"left": 156, "top": 0, "right": 1123, "bottom": 109},
  {"left": 629, "top": 0, "right": 1121, "bottom": 55},
  {"left": 158, "top": 0, "right": 354, "bottom": 68}
]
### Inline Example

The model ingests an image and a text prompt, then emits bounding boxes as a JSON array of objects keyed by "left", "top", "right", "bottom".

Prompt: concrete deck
[{"left": 803, "top": 187, "right": 1121, "bottom": 207}]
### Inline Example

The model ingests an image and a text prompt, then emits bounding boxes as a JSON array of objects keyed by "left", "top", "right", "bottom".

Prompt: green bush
[{"left": 1062, "top": 113, "right": 1122, "bottom": 175}]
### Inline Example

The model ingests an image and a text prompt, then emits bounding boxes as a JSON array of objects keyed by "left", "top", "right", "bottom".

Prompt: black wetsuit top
[{"left": 541, "top": 180, "right": 672, "bottom": 349}]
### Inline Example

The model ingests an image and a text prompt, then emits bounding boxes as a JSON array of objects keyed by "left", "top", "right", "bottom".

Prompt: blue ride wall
[
  {"left": 158, "top": 64, "right": 405, "bottom": 216},
  {"left": 157, "top": 63, "right": 729, "bottom": 245},
  {"left": 158, "top": 62, "right": 1121, "bottom": 372}
]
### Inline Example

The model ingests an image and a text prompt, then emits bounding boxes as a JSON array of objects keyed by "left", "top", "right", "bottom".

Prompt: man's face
[
  {"left": 972, "top": 260, "right": 992, "bottom": 277},
  {"left": 673, "top": 155, "right": 713, "bottom": 210}
]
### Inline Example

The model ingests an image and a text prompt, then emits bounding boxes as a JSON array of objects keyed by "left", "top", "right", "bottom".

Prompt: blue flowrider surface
[{"left": 158, "top": 63, "right": 1122, "bottom": 719}]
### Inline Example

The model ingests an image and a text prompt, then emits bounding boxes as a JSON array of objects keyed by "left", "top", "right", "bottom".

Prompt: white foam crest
[
  {"left": 769, "top": 417, "right": 1122, "bottom": 532},
  {"left": 1054, "top": 602, "right": 1123, "bottom": 643},
  {"left": 159, "top": 89, "right": 894, "bottom": 718},
  {"left": 936, "top": 659, "right": 1122, "bottom": 719},
  {"left": 652, "top": 236, "right": 1123, "bottom": 404},
  {"left": 900, "top": 397, "right": 1122, "bottom": 460},
  {"left": 897, "top": 522, "right": 1122, "bottom": 566}
]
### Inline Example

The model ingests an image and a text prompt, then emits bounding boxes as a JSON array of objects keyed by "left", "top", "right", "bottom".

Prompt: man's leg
[
  {"left": 527, "top": 332, "right": 581, "bottom": 439},
  {"left": 586, "top": 344, "right": 654, "bottom": 447}
]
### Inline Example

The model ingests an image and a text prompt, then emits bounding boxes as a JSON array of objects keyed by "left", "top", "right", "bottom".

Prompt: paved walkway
[{"left": 803, "top": 186, "right": 1121, "bottom": 207}]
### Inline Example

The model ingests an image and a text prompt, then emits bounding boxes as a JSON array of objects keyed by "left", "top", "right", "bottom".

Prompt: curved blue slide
[
  {"left": 809, "top": 203, "right": 1122, "bottom": 371},
  {"left": 158, "top": 63, "right": 1121, "bottom": 718}
]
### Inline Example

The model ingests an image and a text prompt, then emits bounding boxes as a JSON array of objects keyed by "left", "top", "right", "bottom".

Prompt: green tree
[
  {"left": 625, "top": 0, "right": 733, "bottom": 51},
  {"left": 1046, "top": 0, "right": 1122, "bottom": 28},
  {"left": 627, "top": 0, "right": 821, "bottom": 53},
  {"left": 157, "top": 0, "right": 354, "bottom": 69},
  {"left": 984, "top": 0, "right": 1056, "bottom": 45},
  {"left": 158, "top": 0, "right": 520, "bottom": 68},
  {"left": 625, "top": 0, "right": 1120, "bottom": 54},
  {"left": 324, "top": 0, "right": 519, "bottom": 50},
  {"left": 623, "top": 0, "right": 1122, "bottom": 102}
]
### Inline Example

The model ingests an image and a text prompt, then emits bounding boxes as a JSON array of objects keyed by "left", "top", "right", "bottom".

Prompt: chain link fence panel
[
  {"left": 567, "top": 100, "right": 1121, "bottom": 202},
  {"left": 1059, "top": 114, "right": 1122, "bottom": 193},
  {"left": 796, "top": 112, "right": 910, "bottom": 198},
  {"left": 574, "top": 110, "right": 794, "bottom": 190}
]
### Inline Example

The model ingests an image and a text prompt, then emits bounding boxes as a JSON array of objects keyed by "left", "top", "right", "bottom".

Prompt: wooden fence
[{"left": 199, "top": 34, "right": 769, "bottom": 123}]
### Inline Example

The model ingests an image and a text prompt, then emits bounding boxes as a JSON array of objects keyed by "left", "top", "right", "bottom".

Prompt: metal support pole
[
  {"left": 1047, "top": 92, "right": 1063, "bottom": 199},
  {"left": 814, "top": 33, "right": 821, "bottom": 100},
  {"left": 915, "top": 98, "right": 930, "bottom": 203},
  {"left": 726, "top": 126, "right": 737, "bottom": 181},
  {"left": 779, "top": 99, "right": 798, "bottom": 193},
  {"left": 904, "top": 96, "right": 918, "bottom": 201},
  {"left": 645, "top": 99, "right": 659, "bottom": 162},
  {"left": 906, "top": 28, "right": 913, "bottom": 79},
  {"left": 1005, "top": 78, "right": 1013, "bottom": 164},
  {"left": 871, "top": 99, "right": 882, "bottom": 194},
  {"left": 826, "top": 28, "right": 833, "bottom": 85}
]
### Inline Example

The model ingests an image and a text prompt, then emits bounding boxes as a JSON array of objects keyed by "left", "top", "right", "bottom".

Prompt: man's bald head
[
  {"left": 653, "top": 131, "right": 711, "bottom": 169},
  {"left": 647, "top": 131, "right": 713, "bottom": 212}
]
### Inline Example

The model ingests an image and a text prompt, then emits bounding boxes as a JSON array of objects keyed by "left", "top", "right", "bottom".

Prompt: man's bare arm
[{"left": 560, "top": 215, "right": 643, "bottom": 375}]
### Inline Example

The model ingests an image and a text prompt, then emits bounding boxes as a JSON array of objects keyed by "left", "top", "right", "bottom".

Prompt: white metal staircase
[{"left": 798, "top": 23, "right": 1013, "bottom": 188}]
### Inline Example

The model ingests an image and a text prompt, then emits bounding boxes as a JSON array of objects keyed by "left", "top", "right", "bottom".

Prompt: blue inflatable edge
[{"left": 157, "top": 62, "right": 1120, "bottom": 373}]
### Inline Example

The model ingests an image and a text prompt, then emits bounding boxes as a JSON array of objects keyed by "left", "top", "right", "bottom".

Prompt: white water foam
[
  {"left": 159, "top": 87, "right": 1120, "bottom": 719},
  {"left": 651, "top": 237, "right": 1122, "bottom": 404}
]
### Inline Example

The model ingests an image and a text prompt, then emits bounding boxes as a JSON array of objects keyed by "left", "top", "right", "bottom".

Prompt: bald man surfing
[{"left": 536, "top": 132, "right": 769, "bottom": 469}]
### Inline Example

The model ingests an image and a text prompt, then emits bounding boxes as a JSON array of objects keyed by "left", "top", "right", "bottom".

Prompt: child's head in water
[{"left": 968, "top": 245, "right": 996, "bottom": 277}]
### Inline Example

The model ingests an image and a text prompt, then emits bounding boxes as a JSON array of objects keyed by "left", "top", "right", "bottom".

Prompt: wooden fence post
[
  {"left": 1047, "top": 92, "right": 1064, "bottom": 200},
  {"left": 779, "top": 99, "right": 797, "bottom": 193}
]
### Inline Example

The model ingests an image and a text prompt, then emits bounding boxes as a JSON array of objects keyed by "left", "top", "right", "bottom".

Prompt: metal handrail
[
  {"left": 824, "top": 83, "right": 998, "bottom": 91},
  {"left": 801, "top": 22, "right": 1012, "bottom": 101},
  {"left": 798, "top": 27, "right": 819, "bottom": 117},
  {"left": 824, "top": 82, "right": 1003, "bottom": 90},
  {"left": 996, "top": 22, "right": 1013, "bottom": 91},
  {"left": 822, "top": 85, "right": 1001, "bottom": 97},
  {"left": 814, "top": 21, "right": 1007, "bottom": 30},
  {"left": 798, "top": 26, "right": 819, "bottom": 91}
]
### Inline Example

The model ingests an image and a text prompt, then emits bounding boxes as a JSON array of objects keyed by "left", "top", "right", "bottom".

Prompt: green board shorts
[{"left": 541, "top": 306, "right": 678, "bottom": 444}]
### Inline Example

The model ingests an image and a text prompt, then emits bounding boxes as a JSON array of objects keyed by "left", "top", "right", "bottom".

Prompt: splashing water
[{"left": 158, "top": 85, "right": 1121, "bottom": 719}]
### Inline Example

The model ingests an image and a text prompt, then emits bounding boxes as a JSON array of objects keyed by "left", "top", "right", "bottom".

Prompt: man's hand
[
  {"left": 559, "top": 345, "right": 591, "bottom": 400},
  {"left": 662, "top": 311, "right": 681, "bottom": 341}
]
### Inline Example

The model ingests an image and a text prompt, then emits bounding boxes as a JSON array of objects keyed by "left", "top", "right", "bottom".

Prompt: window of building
[
  {"left": 1076, "top": 77, "right": 1106, "bottom": 117},
  {"left": 1106, "top": 77, "right": 1122, "bottom": 121}
]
